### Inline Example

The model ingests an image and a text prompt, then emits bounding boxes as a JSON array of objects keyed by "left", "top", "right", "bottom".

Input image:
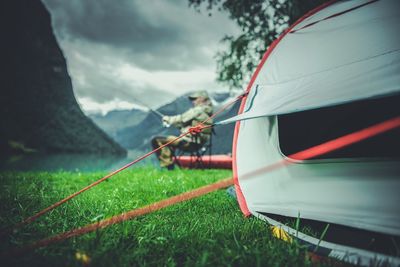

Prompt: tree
[{"left": 189, "top": 0, "right": 329, "bottom": 89}]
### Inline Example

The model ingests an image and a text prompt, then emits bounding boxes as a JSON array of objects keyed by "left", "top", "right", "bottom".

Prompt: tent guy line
[
  {"left": 2, "top": 178, "right": 234, "bottom": 258},
  {"left": 0, "top": 92, "right": 247, "bottom": 238},
  {"left": 2, "top": 115, "right": 399, "bottom": 258}
]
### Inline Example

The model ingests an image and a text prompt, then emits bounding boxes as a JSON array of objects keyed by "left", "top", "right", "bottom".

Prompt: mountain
[
  {"left": 0, "top": 0, "right": 126, "bottom": 157},
  {"left": 115, "top": 92, "right": 240, "bottom": 154},
  {"left": 115, "top": 95, "right": 193, "bottom": 150},
  {"left": 89, "top": 109, "right": 148, "bottom": 140}
]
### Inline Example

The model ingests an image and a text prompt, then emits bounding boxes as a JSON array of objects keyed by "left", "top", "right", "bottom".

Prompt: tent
[{"left": 224, "top": 0, "right": 400, "bottom": 265}]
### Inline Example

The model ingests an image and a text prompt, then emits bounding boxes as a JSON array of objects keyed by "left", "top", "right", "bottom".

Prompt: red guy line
[
  {"left": 0, "top": 131, "right": 190, "bottom": 237},
  {"left": 0, "top": 92, "right": 245, "bottom": 237},
  {"left": 202, "top": 93, "right": 247, "bottom": 125},
  {"left": 3, "top": 116, "right": 399, "bottom": 257},
  {"left": 3, "top": 178, "right": 234, "bottom": 258}
]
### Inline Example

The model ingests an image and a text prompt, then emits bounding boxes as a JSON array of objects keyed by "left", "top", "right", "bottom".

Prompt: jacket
[{"left": 166, "top": 103, "right": 213, "bottom": 144}]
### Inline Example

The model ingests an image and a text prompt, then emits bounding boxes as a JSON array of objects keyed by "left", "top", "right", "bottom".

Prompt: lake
[{"left": 0, "top": 150, "right": 157, "bottom": 172}]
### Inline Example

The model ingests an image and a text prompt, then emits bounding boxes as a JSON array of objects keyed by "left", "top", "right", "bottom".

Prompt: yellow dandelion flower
[
  {"left": 75, "top": 251, "right": 91, "bottom": 265},
  {"left": 271, "top": 225, "right": 292, "bottom": 243}
]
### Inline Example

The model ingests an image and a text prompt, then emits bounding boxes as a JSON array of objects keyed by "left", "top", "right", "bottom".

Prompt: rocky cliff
[{"left": 0, "top": 0, "right": 126, "bottom": 156}]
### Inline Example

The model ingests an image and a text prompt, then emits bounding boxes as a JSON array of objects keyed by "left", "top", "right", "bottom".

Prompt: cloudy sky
[{"left": 41, "top": 0, "right": 241, "bottom": 115}]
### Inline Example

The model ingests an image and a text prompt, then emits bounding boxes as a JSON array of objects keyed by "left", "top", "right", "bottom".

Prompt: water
[{"left": 0, "top": 150, "right": 157, "bottom": 172}]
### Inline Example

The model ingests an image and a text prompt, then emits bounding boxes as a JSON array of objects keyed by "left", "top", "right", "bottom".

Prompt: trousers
[{"left": 151, "top": 135, "right": 200, "bottom": 167}]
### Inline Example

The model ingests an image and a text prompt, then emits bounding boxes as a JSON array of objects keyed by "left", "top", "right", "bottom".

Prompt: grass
[{"left": 0, "top": 167, "right": 332, "bottom": 267}]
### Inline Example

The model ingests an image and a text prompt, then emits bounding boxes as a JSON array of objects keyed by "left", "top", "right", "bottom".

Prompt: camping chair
[{"left": 173, "top": 132, "right": 213, "bottom": 169}]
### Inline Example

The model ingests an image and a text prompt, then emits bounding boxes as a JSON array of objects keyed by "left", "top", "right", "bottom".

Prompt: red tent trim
[{"left": 232, "top": 0, "right": 338, "bottom": 216}]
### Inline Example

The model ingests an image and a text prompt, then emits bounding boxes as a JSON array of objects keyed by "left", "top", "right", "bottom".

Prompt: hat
[{"left": 188, "top": 90, "right": 209, "bottom": 100}]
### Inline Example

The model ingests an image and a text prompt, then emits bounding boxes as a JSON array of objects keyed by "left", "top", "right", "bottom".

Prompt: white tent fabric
[
  {"left": 236, "top": 116, "right": 400, "bottom": 235},
  {"left": 232, "top": 0, "right": 400, "bottom": 261},
  {"left": 220, "top": 0, "right": 400, "bottom": 125}
]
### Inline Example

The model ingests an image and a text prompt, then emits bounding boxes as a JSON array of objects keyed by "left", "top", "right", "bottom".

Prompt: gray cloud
[
  {"left": 43, "top": 0, "right": 238, "bottom": 71},
  {"left": 49, "top": 1, "right": 178, "bottom": 48},
  {"left": 62, "top": 40, "right": 175, "bottom": 107},
  {"left": 41, "top": 0, "right": 240, "bottom": 113}
]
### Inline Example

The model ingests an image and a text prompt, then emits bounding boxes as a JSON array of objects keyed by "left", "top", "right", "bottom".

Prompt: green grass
[{"left": 0, "top": 167, "right": 328, "bottom": 267}]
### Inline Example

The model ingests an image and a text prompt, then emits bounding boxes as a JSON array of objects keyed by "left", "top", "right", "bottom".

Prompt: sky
[{"left": 41, "top": 0, "right": 241, "bottom": 115}]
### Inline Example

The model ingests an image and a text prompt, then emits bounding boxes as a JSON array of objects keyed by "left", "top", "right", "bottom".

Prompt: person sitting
[{"left": 151, "top": 90, "right": 213, "bottom": 170}]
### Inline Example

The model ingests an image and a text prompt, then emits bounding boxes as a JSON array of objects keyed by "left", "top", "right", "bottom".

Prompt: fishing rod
[{"left": 134, "top": 98, "right": 170, "bottom": 127}]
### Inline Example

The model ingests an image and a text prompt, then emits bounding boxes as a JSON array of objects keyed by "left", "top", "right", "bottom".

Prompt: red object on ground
[{"left": 175, "top": 154, "right": 232, "bottom": 169}]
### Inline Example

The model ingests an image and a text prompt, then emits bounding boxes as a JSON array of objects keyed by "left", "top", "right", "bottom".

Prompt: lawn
[{"left": 0, "top": 167, "right": 325, "bottom": 266}]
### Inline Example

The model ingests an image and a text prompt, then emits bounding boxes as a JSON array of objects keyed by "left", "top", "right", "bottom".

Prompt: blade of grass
[{"left": 313, "top": 223, "right": 330, "bottom": 253}]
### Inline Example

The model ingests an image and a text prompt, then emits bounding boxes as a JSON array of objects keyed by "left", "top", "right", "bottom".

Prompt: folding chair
[{"left": 173, "top": 133, "right": 213, "bottom": 169}]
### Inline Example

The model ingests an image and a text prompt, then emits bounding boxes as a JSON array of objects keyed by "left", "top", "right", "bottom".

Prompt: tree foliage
[{"left": 189, "top": 0, "right": 329, "bottom": 88}]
